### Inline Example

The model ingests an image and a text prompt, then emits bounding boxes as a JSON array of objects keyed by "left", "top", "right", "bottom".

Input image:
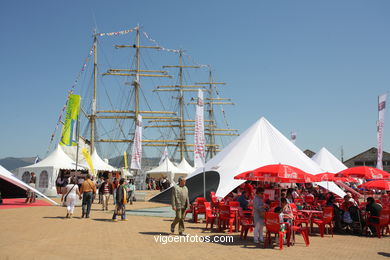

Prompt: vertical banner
[
  {"left": 377, "top": 93, "right": 387, "bottom": 170},
  {"left": 82, "top": 148, "right": 95, "bottom": 175},
  {"left": 60, "top": 94, "right": 81, "bottom": 146},
  {"left": 123, "top": 151, "right": 128, "bottom": 169},
  {"left": 131, "top": 115, "right": 142, "bottom": 170},
  {"left": 159, "top": 146, "right": 168, "bottom": 165},
  {"left": 194, "top": 89, "right": 205, "bottom": 168}
]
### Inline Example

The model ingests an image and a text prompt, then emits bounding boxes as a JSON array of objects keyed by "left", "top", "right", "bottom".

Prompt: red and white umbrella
[
  {"left": 358, "top": 180, "right": 390, "bottom": 191},
  {"left": 336, "top": 166, "right": 390, "bottom": 180},
  {"left": 234, "top": 164, "right": 315, "bottom": 183}
]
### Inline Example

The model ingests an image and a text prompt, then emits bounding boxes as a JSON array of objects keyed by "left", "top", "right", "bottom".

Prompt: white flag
[
  {"left": 159, "top": 146, "right": 168, "bottom": 165},
  {"left": 377, "top": 93, "right": 387, "bottom": 170},
  {"left": 194, "top": 89, "right": 205, "bottom": 168},
  {"left": 131, "top": 114, "right": 142, "bottom": 170}
]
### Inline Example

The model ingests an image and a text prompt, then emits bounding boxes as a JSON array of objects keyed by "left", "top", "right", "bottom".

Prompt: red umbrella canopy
[
  {"left": 336, "top": 166, "right": 390, "bottom": 180},
  {"left": 234, "top": 164, "right": 313, "bottom": 183},
  {"left": 313, "top": 172, "right": 336, "bottom": 182},
  {"left": 358, "top": 180, "right": 390, "bottom": 191},
  {"left": 313, "top": 172, "right": 359, "bottom": 183}
]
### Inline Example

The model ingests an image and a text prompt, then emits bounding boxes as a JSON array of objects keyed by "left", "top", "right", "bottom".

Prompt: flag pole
[{"left": 203, "top": 167, "right": 206, "bottom": 199}]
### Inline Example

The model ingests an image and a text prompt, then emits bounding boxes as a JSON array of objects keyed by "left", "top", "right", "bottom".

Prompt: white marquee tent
[
  {"left": 151, "top": 117, "right": 346, "bottom": 203},
  {"left": 1, "top": 165, "right": 58, "bottom": 205},
  {"left": 311, "top": 147, "right": 347, "bottom": 173},
  {"left": 16, "top": 145, "right": 84, "bottom": 196},
  {"left": 79, "top": 150, "right": 117, "bottom": 173},
  {"left": 147, "top": 157, "right": 187, "bottom": 183},
  {"left": 177, "top": 158, "right": 195, "bottom": 175}
]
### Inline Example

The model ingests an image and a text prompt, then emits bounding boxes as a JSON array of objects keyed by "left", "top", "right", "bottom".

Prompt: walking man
[
  {"left": 170, "top": 177, "right": 189, "bottom": 235},
  {"left": 253, "top": 187, "right": 266, "bottom": 243},
  {"left": 99, "top": 177, "right": 112, "bottom": 211},
  {"left": 112, "top": 178, "right": 128, "bottom": 221},
  {"left": 79, "top": 174, "right": 96, "bottom": 218}
]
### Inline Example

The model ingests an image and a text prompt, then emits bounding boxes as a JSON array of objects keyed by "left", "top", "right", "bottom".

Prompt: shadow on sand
[
  {"left": 378, "top": 252, "right": 390, "bottom": 257},
  {"left": 139, "top": 232, "right": 171, "bottom": 236}
]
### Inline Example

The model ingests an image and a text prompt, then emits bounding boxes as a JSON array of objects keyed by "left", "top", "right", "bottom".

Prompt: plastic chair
[
  {"left": 289, "top": 223, "right": 310, "bottom": 247},
  {"left": 264, "top": 212, "right": 289, "bottom": 250},
  {"left": 239, "top": 208, "right": 254, "bottom": 240},
  {"left": 364, "top": 208, "right": 390, "bottom": 238},
  {"left": 218, "top": 205, "right": 235, "bottom": 233},
  {"left": 312, "top": 207, "right": 334, "bottom": 237},
  {"left": 193, "top": 197, "right": 206, "bottom": 223},
  {"left": 228, "top": 201, "right": 240, "bottom": 207},
  {"left": 204, "top": 202, "right": 217, "bottom": 230},
  {"left": 290, "top": 203, "right": 309, "bottom": 231},
  {"left": 269, "top": 201, "right": 280, "bottom": 209}
]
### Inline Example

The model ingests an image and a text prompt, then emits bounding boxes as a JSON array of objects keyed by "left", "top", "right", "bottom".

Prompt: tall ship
[{"left": 30, "top": 25, "right": 239, "bottom": 193}]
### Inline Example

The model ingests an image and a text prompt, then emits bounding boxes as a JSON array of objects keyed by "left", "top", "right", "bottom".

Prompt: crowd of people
[
  {"left": 146, "top": 176, "right": 171, "bottom": 191},
  {"left": 220, "top": 181, "right": 390, "bottom": 239},
  {"left": 57, "top": 172, "right": 136, "bottom": 221}
]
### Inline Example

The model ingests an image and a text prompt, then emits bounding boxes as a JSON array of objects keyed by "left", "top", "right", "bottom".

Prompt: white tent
[
  {"left": 177, "top": 158, "right": 195, "bottom": 175},
  {"left": 147, "top": 157, "right": 187, "bottom": 183},
  {"left": 1, "top": 165, "right": 58, "bottom": 205},
  {"left": 311, "top": 147, "right": 347, "bottom": 173},
  {"left": 79, "top": 150, "right": 117, "bottom": 174},
  {"left": 151, "top": 117, "right": 345, "bottom": 203},
  {"left": 16, "top": 145, "right": 84, "bottom": 196},
  {"left": 311, "top": 147, "right": 361, "bottom": 196}
]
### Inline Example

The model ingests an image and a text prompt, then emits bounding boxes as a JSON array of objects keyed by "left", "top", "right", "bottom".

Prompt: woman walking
[{"left": 61, "top": 177, "right": 80, "bottom": 218}]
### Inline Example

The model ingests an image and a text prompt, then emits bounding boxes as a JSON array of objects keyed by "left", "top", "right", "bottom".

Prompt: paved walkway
[{"left": 127, "top": 206, "right": 194, "bottom": 219}]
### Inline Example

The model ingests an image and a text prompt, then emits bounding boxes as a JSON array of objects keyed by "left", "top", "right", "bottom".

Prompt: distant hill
[{"left": 0, "top": 157, "right": 37, "bottom": 171}]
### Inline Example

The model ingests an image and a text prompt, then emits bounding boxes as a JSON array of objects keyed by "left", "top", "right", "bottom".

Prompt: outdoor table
[{"left": 298, "top": 209, "right": 323, "bottom": 234}]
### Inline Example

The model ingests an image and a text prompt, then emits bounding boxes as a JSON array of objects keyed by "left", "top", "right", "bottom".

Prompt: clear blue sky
[{"left": 1, "top": 0, "right": 390, "bottom": 161}]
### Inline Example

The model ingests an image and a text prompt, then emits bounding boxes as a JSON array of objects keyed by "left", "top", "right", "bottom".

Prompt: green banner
[{"left": 60, "top": 94, "right": 81, "bottom": 146}]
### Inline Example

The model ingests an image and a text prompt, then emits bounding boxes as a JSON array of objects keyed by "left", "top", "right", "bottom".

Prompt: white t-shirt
[{"left": 65, "top": 184, "right": 79, "bottom": 198}]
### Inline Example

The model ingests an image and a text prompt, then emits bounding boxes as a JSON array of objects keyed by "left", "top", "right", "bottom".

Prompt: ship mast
[
  {"left": 155, "top": 50, "right": 201, "bottom": 160},
  {"left": 193, "top": 67, "right": 238, "bottom": 159},
  {"left": 90, "top": 33, "right": 97, "bottom": 153},
  {"left": 93, "top": 26, "right": 183, "bottom": 152}
]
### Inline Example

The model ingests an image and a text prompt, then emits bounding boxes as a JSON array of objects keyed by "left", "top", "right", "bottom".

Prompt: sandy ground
[{"left": 0, "top": 191, "right": 389, "bottom": 260}]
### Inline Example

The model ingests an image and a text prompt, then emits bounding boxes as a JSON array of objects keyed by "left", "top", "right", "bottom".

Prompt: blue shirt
[{"left": 237, "top": 195, "right": 249, "bottom": 210}]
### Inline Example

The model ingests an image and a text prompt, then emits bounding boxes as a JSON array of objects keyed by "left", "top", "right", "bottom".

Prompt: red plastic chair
[
  {"left": 312, "top": 207, "right": 334, "bottom": 237},
  {"left": 304, "top": 195, "right": 315, "bottom": 209},
  {"left": 210, "top": 192, "right": 219, "bottom": 209},
  {"left": 364, "top": 208, "right": 390, "bottom": 238},
  {"left": 204, "top": 202, "right": 217, "bottom": 230},
  {"left": 228, "top": 201, "right": 240, "bottom": 207},
  {"left": 269, "top": 201, "right": 280, "bottom": 209},
  {"left": 289, "top": 223, "right": 310, "bottom": 247},
  {"left": 228, "top": 201, "right": 241, "bottom": 231},
  {"left": 264, "top": 212, "right": 289, "bottom": 250},
  {"left": 193, "top": 197, "right": 206, "bottom": 223},
  {"left": 218, "top": 205, "right": 236, "bottom": 233},
  {"left": 290, "top": 203, "right": 309, "bottom": 231},
  {"left": 294, "top": 198, "right": 304, "bottom": 205},
  {"left": 239, "top": 208, "right": 254, "bottom": 240}
]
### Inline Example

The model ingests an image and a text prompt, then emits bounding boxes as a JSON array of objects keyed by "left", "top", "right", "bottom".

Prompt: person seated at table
[
  {"left": 326, "top": 194, "right": 343, "bottom": 232},
  {"left": 379, "top": 193, "right": 389, "bottom": 206},
  {"left": 346, "top": 192, "right": 358, "bottom": 207},
  {"left": 286, "top": 188, "right": 296, "bottom": 203},
  {"left": 365, "top": 197, "right": 383, "bottom": 235},
  {"left": 237, "top": 190, "right": 249, "bottom": 210},
  {"left": 280, "top": 198, "right": 294, "bottom": 224},
  {"left": 243, "top": 181, "right": 254, "bottom": 200}
]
